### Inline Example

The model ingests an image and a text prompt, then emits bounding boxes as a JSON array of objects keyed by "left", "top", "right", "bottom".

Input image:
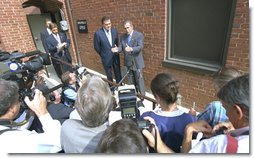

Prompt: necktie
[
  {"left": 106, "top": 30, "right": 112, "bottom": 46},
  {"left": 55, "top": 34, "right": 61, "bottom": 44},
  {"left": 128, "top": 35, "right": 131, "bottom": 45}
]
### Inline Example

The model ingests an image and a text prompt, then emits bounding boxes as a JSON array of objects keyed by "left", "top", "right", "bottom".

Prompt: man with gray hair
[
  {"left": 112, "top": 19, "right": 146, "bottom": 97},
  {"left": 61, "top": 75, "right": 113, "bottom": 153}
]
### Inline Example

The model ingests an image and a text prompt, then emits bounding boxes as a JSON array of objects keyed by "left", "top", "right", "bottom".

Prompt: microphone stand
[{"left": 114, "top": 54, "right": 141, "bottom": 95}]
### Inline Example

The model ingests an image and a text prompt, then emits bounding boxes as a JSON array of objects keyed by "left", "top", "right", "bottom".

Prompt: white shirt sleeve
[
  {"left": 189, "top": 135, "right": 227, "bottom": 153},
  {"left": 0, "top": 113, "right": 62, "bottom": 153},
  {"left": 36, "top": 113, "right": 62, "bottom": 152}
]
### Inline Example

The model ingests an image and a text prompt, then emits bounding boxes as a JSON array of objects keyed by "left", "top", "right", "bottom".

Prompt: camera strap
[
  {"left": 146, "top": 111, "right": 157, "bottom": 153},
  {"left": 0, "top": 128, "right": 18, "bottom": 135},
  {"left": 153, "top": 124, "right": 157, "bottom": 153}
]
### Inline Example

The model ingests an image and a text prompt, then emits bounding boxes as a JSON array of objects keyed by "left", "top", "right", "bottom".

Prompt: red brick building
[{"left": 0, "top": 0, "right": 249, "bottom": 111}]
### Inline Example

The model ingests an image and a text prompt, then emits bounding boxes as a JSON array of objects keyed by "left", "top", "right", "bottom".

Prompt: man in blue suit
[
  {"left": 46, "top": 23, "right": 72, "bottom": 78},
  {"left": 112, "top": 20, "right": 146, "bottom": 96},
  {"left": 94, "top": 16, "right": 122, "bottom": 85},
  {"left": 40, "top": 18, "right": 52, "bottom": 54}
]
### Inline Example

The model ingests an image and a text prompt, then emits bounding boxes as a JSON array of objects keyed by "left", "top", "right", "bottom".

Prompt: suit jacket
[
  {"left": 61, "top": 119, "right": 107, "bottom": 153},
  {"left": 94, "top": 27, "right": 120, "bottom": 67},
  {"left": 45, "top": 33, "right": 72, "bottom": 62},
  {"left": 119, "top": 30, "right": 144, "bottom": 69},
  {"left": 40, "top": 28, "right": 51, "bottom": 54}
]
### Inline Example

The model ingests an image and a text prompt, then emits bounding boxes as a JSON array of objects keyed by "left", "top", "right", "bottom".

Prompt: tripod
[{"left": 116, "top": 56, "right": 141, "bottom": 95}]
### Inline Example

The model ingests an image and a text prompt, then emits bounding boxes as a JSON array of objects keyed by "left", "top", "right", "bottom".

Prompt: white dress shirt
[
  {"left": 0, "top": 113, "right": 62, "bottom": 153},
  {"left": 104, "top": 28, "right": 112, "bottom": 46}
]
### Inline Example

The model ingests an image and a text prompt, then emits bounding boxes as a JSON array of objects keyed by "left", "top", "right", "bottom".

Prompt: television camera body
[
  {"left": 0, "top": 50, "right": 52, "bottom": 107},
  {"left": 118, "top": 85, "right": 152, "bottom": 131},
  {"left": 0, "top": 50, "right": 51, "bottom": 88}
]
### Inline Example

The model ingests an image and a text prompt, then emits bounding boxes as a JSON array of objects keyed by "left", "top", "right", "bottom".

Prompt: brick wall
[
  {"left": 68, "top": 0, "right": 249, "bottom": 111},
  {"left": 0, "top": 0, "right": 36, "bottom": 52}
]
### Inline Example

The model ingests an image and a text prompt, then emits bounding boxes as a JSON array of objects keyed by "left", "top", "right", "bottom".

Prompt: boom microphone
[
  {"left": 10, "top": 50, "right": 42, "bottom": 61},
  {"left": 0, "top": 51, "right": 11, "bottom": 61}
]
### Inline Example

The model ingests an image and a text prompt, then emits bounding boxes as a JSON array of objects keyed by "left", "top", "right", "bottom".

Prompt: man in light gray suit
[{"left": 112, "top": 19, "right": 145, "bottom": 96}]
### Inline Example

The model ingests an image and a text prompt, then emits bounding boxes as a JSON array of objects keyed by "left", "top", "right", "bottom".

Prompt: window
[{"left": 163, "top": 0, "right": 237, "bottom": 74}]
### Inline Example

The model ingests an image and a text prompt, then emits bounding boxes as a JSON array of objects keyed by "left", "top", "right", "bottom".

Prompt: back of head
[
  {"left": 0, "top": 79, "right": 19, "bottom": 116},
  {"left": 151, "top": 73, "right": 179, "bottom": 105},
  {"left": 217, "top": 74, "right": 249, "bottom": 124},
  {"left": 75, "top": 75, "right": 113, "bottom": 127},
  {"left": 217, "top": 74, "right": 249, "bottom": 108},
  {"left": 214, "top": 67, "right": 243, "bottom": 89},
  {"left": 96, "top": 119, "right": 148, "bottom": 153}
]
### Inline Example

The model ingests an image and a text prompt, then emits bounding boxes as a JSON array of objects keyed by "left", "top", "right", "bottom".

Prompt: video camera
[
  {"left": 0, "top": 50, "right": 51, "bottom": 89},
  {"left": 19, "top": 83, "right": 64, "bottom": 109},
  {"left": 73, "top": 65, "right": 89, "bottom": 81},
  {"left": 118, "top": 85, "right": 152, "bottom": 131},
  {"left": 0, "top": 50, "right": 52, "bottom": 108}
]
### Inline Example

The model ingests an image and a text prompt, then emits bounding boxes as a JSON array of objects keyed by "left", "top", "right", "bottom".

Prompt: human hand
[
  {"left": 80, "top": 74, "right": 91, "bottom": 85},
  {"left": 213, "top": 121, "right": 235, "bottom": 134},
  {"left": 188, "top": 107, "right": 197, "bottom": 116},
  {"left": 142, "top": 116, "right": 174, "bottom": 153},
  {"left": 142, "top": 117, "right": 157, "bottom": 148},
  {"left": 63, "top": 42, "right": 67, "bottom": 48},
  {"left": 24, "top": 89, "right": 48, "bottom": 117},
  {"left": 125, "top": 44, "right": 133, "bottom": 53},
  {"left": 185, "top": 120, "right": 214, "bottom": 138},
  {"left": 111, "top": 44, "right": 118, "bottom": 53}
]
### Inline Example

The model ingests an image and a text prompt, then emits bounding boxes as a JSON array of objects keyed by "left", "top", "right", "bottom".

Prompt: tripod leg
[
  {"left": 44, "top": 65, "right": 50, "bottom": 78},
  {"left": 130, "top": 69, "right": 141, "bottom": 95}
]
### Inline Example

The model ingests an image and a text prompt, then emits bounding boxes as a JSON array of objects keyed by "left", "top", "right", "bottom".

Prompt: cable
[{"left": 151, "top": 124, "right": 157, "bottom": 153}]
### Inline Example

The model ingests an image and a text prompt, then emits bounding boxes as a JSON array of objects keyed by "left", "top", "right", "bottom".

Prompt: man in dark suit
[
  {"left": 40, "top": 18, "right": 52, "bottom": 54},
  {"left": 46, "top": 23, "right": 72, "bottom": 78},
  {"left": 112, "top": 20, "right": 146, "bottom": 96},
  {"left": 94, "top": 16, "right": 122, "bottom": 85}
]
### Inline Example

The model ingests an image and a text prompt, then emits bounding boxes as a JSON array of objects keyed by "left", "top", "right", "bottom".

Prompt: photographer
[
  {"left": 61, "top": 75, "right": 113, "bottom": 153},
  {"left": 33, "top": 80, "right": 75, "bottom": 125},
  {"left": 140, "top": 73, "right": 196, "bottom": 153},
  {"left": 60, "top": 71, "right": 80, "bottom": 107},
  {"left": 0, "top": 79, "right": 62, "bottom": 153},
  {"left": 60, "top": 68, "right": 90, "bottom": 108}
]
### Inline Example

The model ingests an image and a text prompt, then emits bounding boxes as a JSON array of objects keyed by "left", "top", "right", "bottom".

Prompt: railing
[{"left": 50, "top": 55, "right": 158, "bottom": 109}]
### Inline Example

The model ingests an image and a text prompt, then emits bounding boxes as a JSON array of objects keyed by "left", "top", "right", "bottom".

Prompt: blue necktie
[{"left": 127, "top": 35, "right": 131, "bottom": 45}]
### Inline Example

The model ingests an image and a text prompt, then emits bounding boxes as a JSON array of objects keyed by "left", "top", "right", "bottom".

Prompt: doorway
[{"left": 26, "top": 14, "right": 51, "bottom": 53}]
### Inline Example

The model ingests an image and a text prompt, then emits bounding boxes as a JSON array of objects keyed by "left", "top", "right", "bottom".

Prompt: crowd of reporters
[{"left": 0, "top": 65, "right": 249, "bottom": 153}]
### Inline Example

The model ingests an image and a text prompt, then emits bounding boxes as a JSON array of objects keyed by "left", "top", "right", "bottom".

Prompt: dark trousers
[
  {"left": 103, "top": 56, "right": 122, "bottom": 84},
  {"left": 127, "top": 67, "right": 145, "bottom": 96}
]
